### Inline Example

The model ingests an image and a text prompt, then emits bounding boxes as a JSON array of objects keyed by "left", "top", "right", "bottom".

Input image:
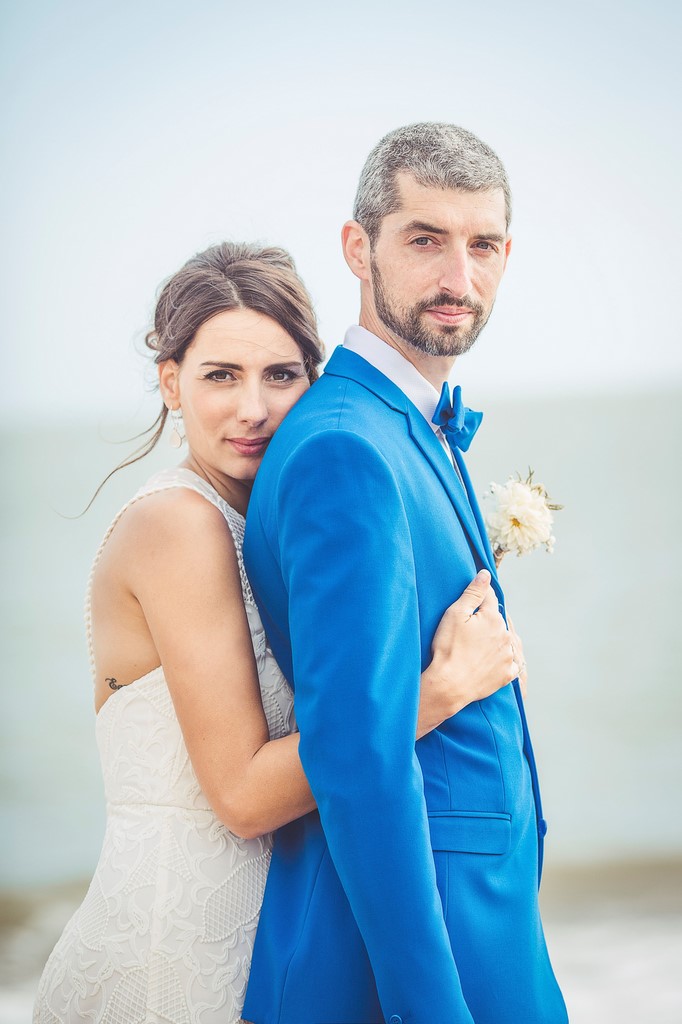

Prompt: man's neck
[{"left": 358, "top": 309, "right": 456, "bottom": 391}]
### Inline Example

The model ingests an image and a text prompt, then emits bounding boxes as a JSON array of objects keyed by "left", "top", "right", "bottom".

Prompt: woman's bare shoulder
[
  {"left": 125, "top": 484, "right": 226, "bottom": 529},
  {"left": 102, "top": 485, "right": 238, "bottom": 579}
]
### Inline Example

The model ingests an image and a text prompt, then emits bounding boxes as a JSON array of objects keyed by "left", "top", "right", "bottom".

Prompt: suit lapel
[
  {"left": 324, "top": 347, "right": 494, "bottom": 574},
  {"left": 453, "top": 451, "right": 500, "bottom": 580},
  {"left": 405, "top": 406, "right": 494, "bottom": 574}
]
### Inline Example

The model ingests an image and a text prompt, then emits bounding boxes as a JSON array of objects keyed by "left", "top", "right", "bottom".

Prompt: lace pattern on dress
[{"left": 35, "top": 467, "right": 295, "bottom": 1024}]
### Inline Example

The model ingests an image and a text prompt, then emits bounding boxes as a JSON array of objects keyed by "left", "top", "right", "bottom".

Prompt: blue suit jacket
[{"left": 243, "top": 347, "right": 567, "bottom": 1024}]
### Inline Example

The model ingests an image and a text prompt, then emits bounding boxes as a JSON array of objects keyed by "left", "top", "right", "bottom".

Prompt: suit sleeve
[{"left": 277, "top": 429, "right": 474, "bottom": 1023}]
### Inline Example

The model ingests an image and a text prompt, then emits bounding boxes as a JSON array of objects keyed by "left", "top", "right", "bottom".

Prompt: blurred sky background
[
  {"left": 2, "top": 0, "right": 681, "bottom": 424},
  {"left": 1, "top": 1, "right": 681, "bottom": 1020}
]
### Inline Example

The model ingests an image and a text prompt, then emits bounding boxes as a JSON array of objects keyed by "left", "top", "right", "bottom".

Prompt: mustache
[{"left": 419, "top": 293, "right": 485, "bottom": 316}]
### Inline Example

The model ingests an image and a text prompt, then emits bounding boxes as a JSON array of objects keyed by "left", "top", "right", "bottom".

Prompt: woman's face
[{"left": 160, "top": 308, "right": 310, "bottom": 504}]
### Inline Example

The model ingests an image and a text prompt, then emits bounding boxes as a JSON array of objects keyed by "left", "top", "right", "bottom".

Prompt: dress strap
[{"left": 85, "top": 466, "right": 254, "bottom": 683}]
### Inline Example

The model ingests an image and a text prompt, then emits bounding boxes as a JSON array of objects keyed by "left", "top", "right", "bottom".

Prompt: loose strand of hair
[{"left": 72, "top": 406, "right": 169, "bottom": 517}]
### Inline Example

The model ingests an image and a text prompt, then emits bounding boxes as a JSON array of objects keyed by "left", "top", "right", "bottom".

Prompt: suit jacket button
[
  {"left": 538, "top": 817, "right": 548, "bottom": 837},
  {"left": 389, "top": 1016, "right": 403, "bottom": 1024}
]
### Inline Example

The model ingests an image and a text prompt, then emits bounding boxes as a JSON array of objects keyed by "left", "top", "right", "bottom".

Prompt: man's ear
[
  {"left": 503, "top": 234, "right": 512, "bottom": 270},
  {"left": 158, "top": 359, "right": 181, "bottom": 410},
  {"left": 341, "top": 220, "right": 372, "bottom": 282}
]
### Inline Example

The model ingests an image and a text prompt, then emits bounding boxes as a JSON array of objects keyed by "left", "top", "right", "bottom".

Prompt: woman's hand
[
  {"left": 507, "top": 615, "right": 528, "bottom": 698},
  {"left": 416, "top": 570, "right": 519, "bottom": 739}
]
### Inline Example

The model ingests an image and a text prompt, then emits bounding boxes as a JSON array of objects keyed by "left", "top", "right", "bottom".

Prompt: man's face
[{"left": 368, "top": 173, "right": 510, "bottom": 358}]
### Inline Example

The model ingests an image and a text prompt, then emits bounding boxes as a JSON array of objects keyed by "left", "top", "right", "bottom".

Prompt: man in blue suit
[{"left": 243, "top": 123, "right": 568, "bottom": 1023}]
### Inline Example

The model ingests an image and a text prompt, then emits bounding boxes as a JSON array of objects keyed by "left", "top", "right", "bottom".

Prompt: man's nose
[{"left": 438, "top": 253, "right": 473, "bottom": 299}]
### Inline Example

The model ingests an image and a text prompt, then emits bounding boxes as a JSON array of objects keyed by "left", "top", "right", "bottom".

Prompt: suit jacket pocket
[{"left": 428, "top": 810, "right": 511, "bottom": 855}]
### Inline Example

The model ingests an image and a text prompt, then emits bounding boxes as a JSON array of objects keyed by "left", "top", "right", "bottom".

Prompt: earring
[{"left": 169, "top": 408, "right": 185, "bottom": 448}]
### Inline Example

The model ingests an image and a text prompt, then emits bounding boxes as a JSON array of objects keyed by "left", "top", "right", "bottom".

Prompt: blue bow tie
[{"left": 431, "top": 383, "right": 483, "bottom": 452}]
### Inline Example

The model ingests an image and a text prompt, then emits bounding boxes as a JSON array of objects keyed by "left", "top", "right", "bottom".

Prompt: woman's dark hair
[{"left": 92, "top": 241, "right": 324, "bottom": 502}]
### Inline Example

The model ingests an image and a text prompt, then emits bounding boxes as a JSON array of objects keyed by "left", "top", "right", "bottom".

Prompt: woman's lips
[{"left": 226, "top": 437, "right": 271, "bottom": 456}]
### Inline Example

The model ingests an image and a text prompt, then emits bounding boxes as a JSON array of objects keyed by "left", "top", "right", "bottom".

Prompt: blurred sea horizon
[{"left": 1, "top": 387, "right": 681, "bottom": 1021}]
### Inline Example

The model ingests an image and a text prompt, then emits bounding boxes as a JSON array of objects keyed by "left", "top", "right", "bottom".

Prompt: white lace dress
[{"left": 34, "top": 468, "right": 296, "bottom": 1024}]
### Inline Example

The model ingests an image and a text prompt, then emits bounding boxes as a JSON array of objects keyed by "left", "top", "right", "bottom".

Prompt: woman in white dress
[{"left": 34, "top": 242, "right": 519, "bottom": 1024}]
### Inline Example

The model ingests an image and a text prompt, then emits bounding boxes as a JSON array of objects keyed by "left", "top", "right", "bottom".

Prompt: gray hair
[{"left": 353, "top": 122, "right": 512, "bottom": 243}]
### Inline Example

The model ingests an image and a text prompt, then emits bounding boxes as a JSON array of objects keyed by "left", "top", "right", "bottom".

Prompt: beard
[{"left": 371, "top": 257, "right": 492, "bottom": 358}]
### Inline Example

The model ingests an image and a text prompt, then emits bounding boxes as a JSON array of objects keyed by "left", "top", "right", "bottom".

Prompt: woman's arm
[
  {"left": 126, "top": 488, "right": 313, "bottom": 840},
  {"left": 125, "top": 493, "right": 515, "bottom": 840}
]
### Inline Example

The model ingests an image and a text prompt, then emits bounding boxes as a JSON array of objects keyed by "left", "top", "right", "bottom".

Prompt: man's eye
[
  {"left": 413, "top": 237, "right": 432, "bottom": 246},
  {"left": 474, "top": 241, "right": 493, "bottom": 250}
]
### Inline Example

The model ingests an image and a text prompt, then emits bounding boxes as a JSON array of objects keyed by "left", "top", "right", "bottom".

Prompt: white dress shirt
[{"left": 342, "top": 324, "right": 460, "bottom": 467}]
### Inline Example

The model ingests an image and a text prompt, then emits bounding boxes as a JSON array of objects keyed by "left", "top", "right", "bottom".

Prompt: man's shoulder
[
  {"left": 282, "top": 367, "right": 399, "bottom": 436},
  {"left": 256, "top": 377, "right": 392, "bottom": 480}
]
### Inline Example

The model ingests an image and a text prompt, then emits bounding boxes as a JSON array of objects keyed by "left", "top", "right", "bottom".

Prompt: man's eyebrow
[
  {"left": 401, "top": 220, "right": 448, "bottom": 236},
  {"left": 400, "top": 222, "right": 507, "bottom": 244}
]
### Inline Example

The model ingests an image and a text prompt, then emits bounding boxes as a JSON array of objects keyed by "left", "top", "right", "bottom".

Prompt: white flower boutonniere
[{"left": 483, "top": 469, "right": 563, "bottom": 568}]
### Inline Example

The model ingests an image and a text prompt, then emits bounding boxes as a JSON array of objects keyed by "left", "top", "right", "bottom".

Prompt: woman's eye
[
  {"left": 205, "top": 370, "right": 234, "bottom": 381},
  {"left": 269, "top": 370, "right": 296, "bottom": 383}
]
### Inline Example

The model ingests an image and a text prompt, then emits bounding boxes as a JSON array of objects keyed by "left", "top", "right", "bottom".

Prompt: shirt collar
[{"left": 342, "top": 325, "right": 456, "bottom": 433}]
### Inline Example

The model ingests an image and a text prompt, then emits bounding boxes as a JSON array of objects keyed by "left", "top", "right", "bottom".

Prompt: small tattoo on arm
[{"left": 106, "top": 677, "right": 122, "bottom": 691}]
